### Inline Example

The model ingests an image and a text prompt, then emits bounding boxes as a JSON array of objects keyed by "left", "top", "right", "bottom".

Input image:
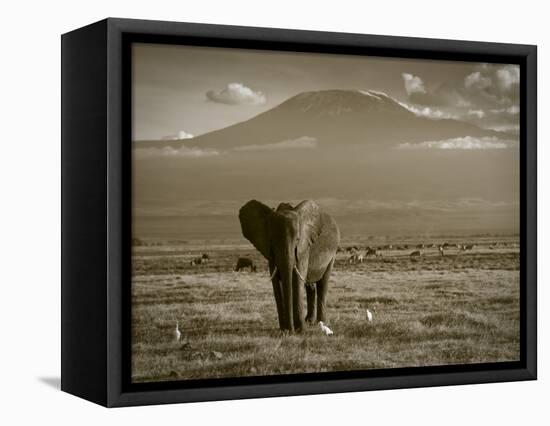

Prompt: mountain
[
  {"left": 135, "top": 89, "right": 507, "bottom": 150},
  {"left": 132, "top": 89, "right": 519, "bottom": 240}
]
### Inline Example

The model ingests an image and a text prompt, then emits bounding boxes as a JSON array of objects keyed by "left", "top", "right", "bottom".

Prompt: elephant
[
  {"left": 239, "top": 199, "right": 340, "bottom": 333},
  {"left": 235, "top": 257, "right": 257, "bottom": 272}
]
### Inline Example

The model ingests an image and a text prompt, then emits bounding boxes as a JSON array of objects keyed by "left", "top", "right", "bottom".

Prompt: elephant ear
[
  {"left": 294, "top": 200, "right": 322, "bottom": 249},
  {"left": 239, "top": 200, "right": 272, "bottom": 259}
]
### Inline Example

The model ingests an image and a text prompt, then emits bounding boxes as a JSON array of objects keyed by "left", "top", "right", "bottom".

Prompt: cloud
[
  {"left": 401, "top": 74, "right": 466, "bottom": 106},
  {"left": 495, "top": 65, "right": 520, "bottom": 91},
  {"left": 162, "top": 130, "right": 194, "bottom": 140},
  {"left": 398, "top": 65, "right": 519, "bottom": 135},
  {"left": 402, "top": 65, "right": 519, "bottom": 112},
  {"left": 206, "top": 82, "right": 266, "bottom": 105},
  {"left": 490, "top": 106, "right": 519, "bottom": 115},
  {"left": 464, "top": 71, "right": 492, "bottom": 90},
  {"left": 402, "top": 73, "right": 426, "bottom": 96},
  {"left": 467, "top": 109, "right": 486, "bottom": 119},
  {"left": 233, "top": 136, "right": 318, "bottom": 152},
  {"left": 134, "top": 144, "right": 220, "bottom": 158},
  {"left": 134, "top": 136, "right": 318, "bottom": 159},
  {"left": 397, "top": 136, "right": 514, "bottom": 150},
  {"left": 473, "top": 105, "right": 519, "bottom": 133},
  {"left": 397, "top": 100, "right": 457, "bottom": 120},
  {"left": 484, "top": 124, "right": 520, "bottom": 133},
  {"left": 464, "top": 65, "right": 519, "bottom": 104}
]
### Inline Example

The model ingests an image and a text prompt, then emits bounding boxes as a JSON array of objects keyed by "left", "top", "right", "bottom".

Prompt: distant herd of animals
[
  {"left": 338, "top": 242, "right": 482, "bottom": 263},
  {"left": 189, "top": 253, "right": 210, "bottom": 266},
  {"left": 189, "top": 241, "right": 513, "bottom": 270},
  {"left": 190, "top": 255, "right": 259, "bottom": 271}
]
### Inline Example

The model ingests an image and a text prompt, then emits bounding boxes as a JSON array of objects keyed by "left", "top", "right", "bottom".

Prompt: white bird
[
  {"left": 367, "top": 309, "right": 373, "bottom": 322},
  {"left": 319, "top": 321, "right": 334, "bottom": 336},
  {"left": 174, "top": 320, "right": 181, "bottom": 342}
]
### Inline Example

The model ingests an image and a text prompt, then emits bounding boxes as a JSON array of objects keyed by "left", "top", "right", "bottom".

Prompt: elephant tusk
[
  {"left": 268, "top": 266, "right": 278, "bottom": 281},
  {"left": 294, "top": 265, "right": 307, "bottom": 283}
]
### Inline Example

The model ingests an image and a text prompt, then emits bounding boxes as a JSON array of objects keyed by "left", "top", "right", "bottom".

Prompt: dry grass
[{"left": 131, "top": 239, "right": 520, "bottom": 383}]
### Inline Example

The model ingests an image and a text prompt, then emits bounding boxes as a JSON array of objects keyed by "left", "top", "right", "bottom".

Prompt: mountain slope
[{"left": 136, "top": 89, "right": 508, "bottom": 149}]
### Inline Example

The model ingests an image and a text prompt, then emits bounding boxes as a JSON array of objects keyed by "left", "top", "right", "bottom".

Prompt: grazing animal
[
  {"left": 319, "top": 321, "right": 334, "bottom": 336},
  {"left": 365, "top": 247, "right": 381, "bottom": 258},
  {"left": 235, "top": 257, "right": 257, "bottom": 272},
  {"left": 438, "top": 245, "right": 444, "bottom": 256},
  {"left": 410, "top": 250, "right": 421, "bottom": 259},
  {"left": 239, "top": 200, "right": 340, "bottom": 333},
  {"left": 366, "top": 309, "right": 373, "bottom": 322},
  {"left": 190, "top": 257, "right": 205, "bottom": 266},
  {"left": 174, "top": 321, "right": 181, "bottom": 342},
  {"left": 201, "top": 253, "right": 210, "bottom": 260}
]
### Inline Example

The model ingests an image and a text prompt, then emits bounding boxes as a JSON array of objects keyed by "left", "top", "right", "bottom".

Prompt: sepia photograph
[{"left": 130, "top": 43, "right": 520, "bottom": 384}]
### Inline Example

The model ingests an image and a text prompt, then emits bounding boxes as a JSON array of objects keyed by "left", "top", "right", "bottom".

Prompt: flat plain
[{"left": 131, "top": 236, "right": 520, "bottom": 383}]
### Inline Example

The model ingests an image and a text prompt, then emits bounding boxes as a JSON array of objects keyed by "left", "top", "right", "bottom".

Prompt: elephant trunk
[{"left": 276, "top": 247, "right": 296, "bottom": 332}]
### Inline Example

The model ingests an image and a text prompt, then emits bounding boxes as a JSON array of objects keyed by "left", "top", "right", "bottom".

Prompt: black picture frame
[{"left": 61, "top": 17, "right": 537, "bottom": 407}]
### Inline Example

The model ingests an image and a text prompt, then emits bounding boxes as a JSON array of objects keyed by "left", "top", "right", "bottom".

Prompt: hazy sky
[
  {"left": 131, "top": 43, "right": 520, "bottom": 239},
  {"left": 132, "top": 43, "right": 519, "bottom": 140}
]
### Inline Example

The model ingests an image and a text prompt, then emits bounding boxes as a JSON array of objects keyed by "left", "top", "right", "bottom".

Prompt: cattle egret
[
  {"left": 174, "top": 321, "right": 181, "bottom": 342},
  {"left": 319, "top": 321, "right": 334, "bottom": 336},
  {"left": 367, "top": 309, "right": 373, "bottom": 322}
]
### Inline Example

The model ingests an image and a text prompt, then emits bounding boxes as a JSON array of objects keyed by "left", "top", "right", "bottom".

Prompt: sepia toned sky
[
  {"left": 132, "top": 43, "right": 520, "bottom": 239},
  {"left": 133, "top": 43, "right": 519, "bottom": 141}
]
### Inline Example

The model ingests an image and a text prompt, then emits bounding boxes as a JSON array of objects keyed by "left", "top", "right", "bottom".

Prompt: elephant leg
[
  {"left": 269, "top": 263, "right": 285, "bottom": 330},
  {"left": 316, "top": 257, "right": 334, "bottom": 323},
  {"left": 292, "top": 269, "right": 304, "bottom": 332},
  {"left": 305, "top": 283, "right": 316, "bottom": 324}
]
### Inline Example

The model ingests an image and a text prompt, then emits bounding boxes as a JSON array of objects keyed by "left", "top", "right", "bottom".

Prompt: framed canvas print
[{"left": 61, "top": 18, "right": 537, "bottom": 407}]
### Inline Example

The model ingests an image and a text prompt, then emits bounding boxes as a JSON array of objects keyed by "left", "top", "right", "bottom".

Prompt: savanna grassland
[{"left": 131, "top": 237, "right": 520, "bottom": 383}]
